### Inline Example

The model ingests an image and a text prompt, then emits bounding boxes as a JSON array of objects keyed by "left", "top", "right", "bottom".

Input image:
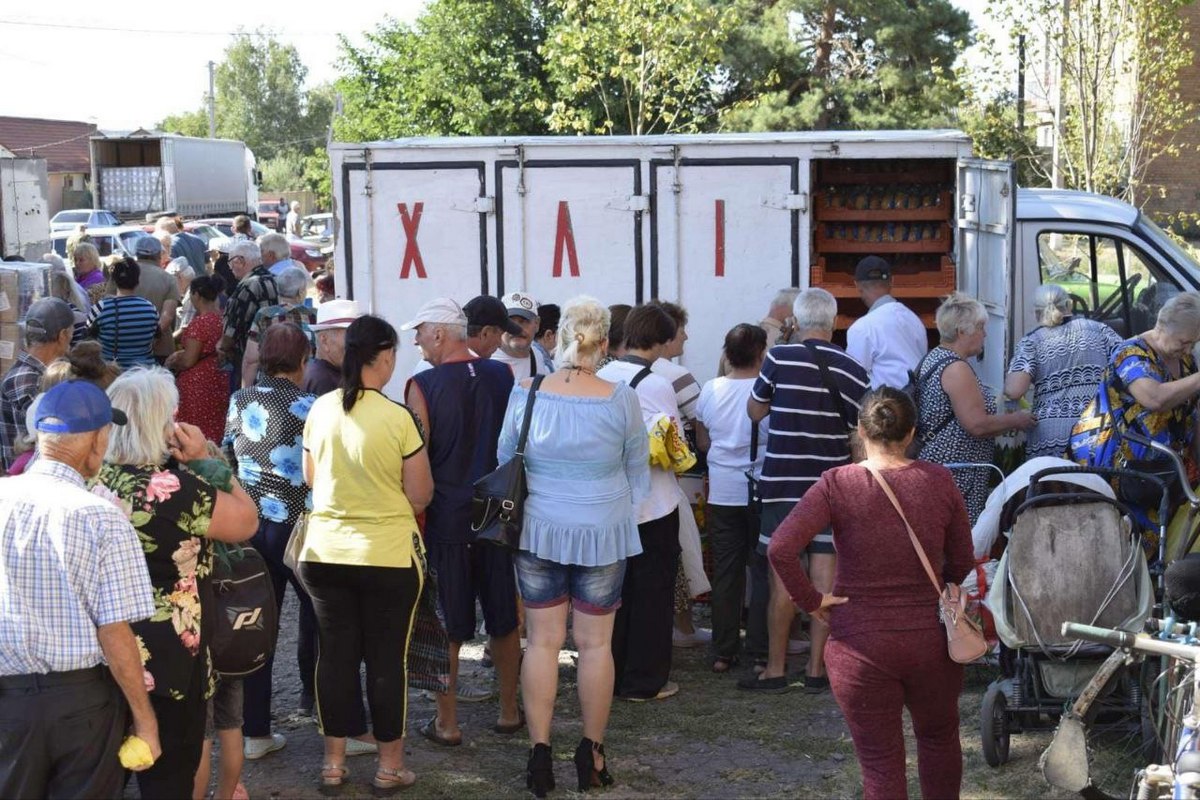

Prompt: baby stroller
[{"left": 980, "top": 464, "right": 1156, "bottom": 798}]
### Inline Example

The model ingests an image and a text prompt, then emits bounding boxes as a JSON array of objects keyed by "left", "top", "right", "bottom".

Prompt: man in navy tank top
[{"left": 402, "top": 298, "right": 521, "bottom": 746}]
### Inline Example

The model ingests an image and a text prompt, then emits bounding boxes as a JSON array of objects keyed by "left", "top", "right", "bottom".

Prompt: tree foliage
[
  {"left": 717, "top": 0, "right": 972, "bottom": 131},
  {"left": 981, "top": 0, "right": 1194, "bottom": 203},
  {"left": 334, "top": 0, "right": 555, "bottom": 142},
  {"left": 541, "top": 0, "right": 737, "bottom": 135}
]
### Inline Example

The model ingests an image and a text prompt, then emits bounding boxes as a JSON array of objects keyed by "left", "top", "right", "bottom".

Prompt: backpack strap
[
  {"left": 803, "top": 341, "right": 852, "bottom": 429},
  {"left": 628, "top": 365, "right": 653, "bottom": 389}
]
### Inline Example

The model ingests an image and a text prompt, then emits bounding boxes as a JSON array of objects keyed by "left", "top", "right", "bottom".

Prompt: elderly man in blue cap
[{"left": 0, "top": 380, "right": 160, "bottom": 798}]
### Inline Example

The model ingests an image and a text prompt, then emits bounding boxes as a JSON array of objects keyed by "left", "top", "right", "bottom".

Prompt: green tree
[
  {"left": 157, "top": 32, "right": 332, "bottom": 161},
  {"left": 717, "top": 0, "right": 972, "bottom": 131},
  {"left": 541, "top": 0, "right": 737, "bottom": 135},
  {"left": 334, "top": 0, "right": 555, "bottom": 141}
]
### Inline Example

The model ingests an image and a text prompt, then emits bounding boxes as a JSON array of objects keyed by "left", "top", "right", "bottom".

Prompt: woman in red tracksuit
[{"left": 768, "top": 386, "right": 974, "bottom": 800}]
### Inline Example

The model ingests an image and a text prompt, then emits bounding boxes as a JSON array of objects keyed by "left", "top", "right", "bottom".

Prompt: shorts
[
  {"left": 427, "top": 540, "right": 519, "bottom": 642},
  {"left": 514, "top": 552, "right": 626, "bottom": 615},
  {"left": 204, "top": 676, "right": 243, "bottom": 736},
  {"left": 757, "top": 501, "right": 833, "bottom": 556}
]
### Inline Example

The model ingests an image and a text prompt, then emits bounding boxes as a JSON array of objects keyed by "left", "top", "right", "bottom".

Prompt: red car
[
  {"left": 258, "top": 200, "right": 285, "bottom": 232},
  {"left": 193, "top": 217, "right": 328, "bottom": 272}
]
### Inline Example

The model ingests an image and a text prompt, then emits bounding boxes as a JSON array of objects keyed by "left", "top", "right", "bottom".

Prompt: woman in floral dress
[
  {"left": 94, "top": 367, "right": 258, "bottom": 800},
  {"left": 167, "top": 275, "right": 229, "bottom": 443}
]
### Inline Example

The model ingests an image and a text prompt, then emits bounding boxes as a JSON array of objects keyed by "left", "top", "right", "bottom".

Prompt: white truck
[
  {"left": 328, "top": 131, "right": 1200, "bottom": 393},
  {"left": 0, "top": 156, "right": 51, "bottom": 261},
  {"left": 90, "top": 133, "right": 260, "bottom": 222}
]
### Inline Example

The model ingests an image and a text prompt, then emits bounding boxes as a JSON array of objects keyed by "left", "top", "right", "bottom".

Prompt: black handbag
[
  {"left": 470, "top": 374, "right": 545, "bottom": 549},
  {"left": 745, "top": 418, "right": 763, "bottom": 515}
]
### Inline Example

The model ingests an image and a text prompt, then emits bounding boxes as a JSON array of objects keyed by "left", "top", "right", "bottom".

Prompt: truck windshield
[{"left": 1137, "top": 214, "right": 1200, "bottom": 286}]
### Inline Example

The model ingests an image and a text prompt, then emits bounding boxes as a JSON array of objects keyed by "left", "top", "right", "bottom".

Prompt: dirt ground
[{"left": 198, "top": 593, "right": 1066, "bottom": 800}]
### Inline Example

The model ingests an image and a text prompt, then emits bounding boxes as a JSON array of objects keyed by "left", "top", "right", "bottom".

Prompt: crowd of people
[{"left": 3, "top": 232, "right": 1200, "bottom": 800}]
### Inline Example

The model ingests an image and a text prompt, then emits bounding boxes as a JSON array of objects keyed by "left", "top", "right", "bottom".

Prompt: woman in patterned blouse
[{"left": 94, "top": 367, "right": 258, "bottom": 800}]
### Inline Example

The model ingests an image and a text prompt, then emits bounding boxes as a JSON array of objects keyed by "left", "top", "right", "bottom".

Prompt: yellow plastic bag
[
  {"left": 118, "top": 735, "right": 154, "bottom": 769},
  {"left": 648, "top": 415, "right": 696, "bottom": 475}
]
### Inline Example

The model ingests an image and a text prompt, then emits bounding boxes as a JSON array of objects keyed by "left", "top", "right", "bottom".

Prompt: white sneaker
[
  {"left": 345, "top": 737, "right": 378, "bottom": 757},
  {"left": 672, "top": 627, "right": 713, "bottom": 648},
  {"left": 243, "top": 733, "right": 286, "bottom": 760}
]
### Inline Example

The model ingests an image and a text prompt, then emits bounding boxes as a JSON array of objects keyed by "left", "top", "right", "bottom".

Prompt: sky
[{"left": 0, "top": 0, "right": 994, "bottom": 133}]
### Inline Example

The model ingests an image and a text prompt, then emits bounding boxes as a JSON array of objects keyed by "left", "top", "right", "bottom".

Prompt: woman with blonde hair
[
  {"left": 1004, "top": 283, "right": 1123, "bottom": 458},
  {"left": 916, "top": 293, "right": 1035, "bottom": 523},
  {"left": 94, "top": 367, "right": 258, "bottom": 799},
  {"left": 498, "top": 295, "right": 649, "bottom": 796}
]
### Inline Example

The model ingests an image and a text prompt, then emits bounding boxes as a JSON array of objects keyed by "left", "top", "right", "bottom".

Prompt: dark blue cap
[{"left": 34, "top": 380, "right": 127, "bottom": 433}]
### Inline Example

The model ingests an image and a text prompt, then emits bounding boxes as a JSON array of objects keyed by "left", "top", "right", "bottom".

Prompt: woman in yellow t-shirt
[{"left": 299, "top": 314, "right": 433, "bottom": 794}]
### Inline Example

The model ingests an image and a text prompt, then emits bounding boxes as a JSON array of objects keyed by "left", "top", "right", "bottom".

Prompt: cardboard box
[
  {"left": 0, "top": 322, "right": 23, "bottom": 368},
  {"left": 0, "top": 263, "right": 50, "bottom": 324}
]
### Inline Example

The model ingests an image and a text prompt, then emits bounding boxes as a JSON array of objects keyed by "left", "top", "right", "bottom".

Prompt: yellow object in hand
[{"left": 119, "top": 735, "right": 154, "bottom": 769}]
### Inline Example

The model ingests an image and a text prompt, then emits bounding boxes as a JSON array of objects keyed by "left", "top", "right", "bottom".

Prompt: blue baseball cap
[{"left": 34, "top": 381, "right": 127, "bottom": 433}]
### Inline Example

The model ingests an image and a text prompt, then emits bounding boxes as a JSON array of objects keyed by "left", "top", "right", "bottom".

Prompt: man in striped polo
[{"left": 739, "top": 288, "right": 869, "bottom": 695}]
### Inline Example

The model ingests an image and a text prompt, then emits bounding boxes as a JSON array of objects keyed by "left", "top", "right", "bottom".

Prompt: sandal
[
  {"left": 372, "top": 767, "right": 416, "bottom": 796},
  {"left": 319, "top": 763, "right": 348, "bottom": 796},
  {"left": 419, "top": 715, "right": 461, "bottom": 747},
  {"left": 712, "top": 656, "right": 739, "bottom": 674},
  {"left": 493, "top": 710, "right": 526, "bottom": 734}
]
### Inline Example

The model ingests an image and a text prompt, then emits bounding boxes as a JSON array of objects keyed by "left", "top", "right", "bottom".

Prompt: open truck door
[{"left": 957, "top": 158, "right": 1016, "bottom": 394}]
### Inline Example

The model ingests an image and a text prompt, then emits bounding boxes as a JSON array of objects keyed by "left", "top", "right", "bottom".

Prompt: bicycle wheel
[{"left": 980, "top": 683, "right": 1011, "bottom": 767}]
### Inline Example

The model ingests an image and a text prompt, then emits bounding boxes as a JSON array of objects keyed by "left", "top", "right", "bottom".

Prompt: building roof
[{"left": 0, "top": 116, "right": 96, "bottom": 174}]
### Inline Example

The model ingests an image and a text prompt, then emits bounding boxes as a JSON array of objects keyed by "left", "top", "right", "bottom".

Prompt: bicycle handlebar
[
  {"left": 1062, "top": 622, "right": 1200, "bottom": 662},
  {"left": 1121, "top": 431, "right": 1200, "bottom": 507}
]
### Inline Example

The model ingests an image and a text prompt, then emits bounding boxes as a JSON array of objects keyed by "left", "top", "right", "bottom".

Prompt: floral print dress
[{"left": 92, "top": 461, "right": 217, "bottom": 701}]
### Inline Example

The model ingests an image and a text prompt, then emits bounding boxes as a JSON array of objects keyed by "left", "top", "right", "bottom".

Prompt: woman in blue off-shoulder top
[{"left": 497, "top": 296, "right": 649, "bottom": 798}]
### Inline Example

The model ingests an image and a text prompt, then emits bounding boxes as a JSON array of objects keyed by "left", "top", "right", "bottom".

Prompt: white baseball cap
[
  {"left": 503, "top": 291, "right": 539, "bottom": 320},
  {"left": 399, "top": 297, "right": 468, "bottom": 331},
  {"left": 311, "top": 298, "right": 362, "bottom": 331}
]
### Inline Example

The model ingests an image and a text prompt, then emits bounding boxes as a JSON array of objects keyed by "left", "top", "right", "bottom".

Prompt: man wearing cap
[
  {"left": 129, "top": 236, "right": 182, "bottom": 364},
  {"left": 411, "top": 295, "right": 522, "bottom": 376},
  {"left": 492, "top": 291, "right": 550, "bottom": 381},
  {"left": 0, "top": 381, "right": 161, "bottom": 797},
  {"left": 303, "top": 298, "right": 362, "bottom": 396},
  {"left": 845, "top": 255, "right": 928, "bottom": 389},
  {"left": 219, "top": 240, "right": 279, "bottom": 392},
  {"left": 0, "top": 297, "right": 75, "bottom": 470},
  {"left": 402, "top": 298, "right": 519, "bottom": 745}
]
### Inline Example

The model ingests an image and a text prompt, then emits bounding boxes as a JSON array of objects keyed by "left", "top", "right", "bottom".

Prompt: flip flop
[
  {"left": 712, "top": 656, "right": 739, "bottom": 674},
  {"left": 419, "top": 716, "right": 461, "bottom": 747},
  {"left": 492, "top": 710, "right": 526, "bottom": 735}
]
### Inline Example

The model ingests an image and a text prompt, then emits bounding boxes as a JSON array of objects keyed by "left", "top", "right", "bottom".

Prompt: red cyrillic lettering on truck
[
  {"left": 715, "top": 199, "right": 726, "bottom": 277},
  {"left": 552, "top": 200, "right": 581, "bottom": 278},
  {"left": 398, "top": 202, "right": 427, "bottom": 279}
]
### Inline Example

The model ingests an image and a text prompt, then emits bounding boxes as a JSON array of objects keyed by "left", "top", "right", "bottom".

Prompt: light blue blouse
[{"left": 498, "top": 382, "right": 650, "bottom": 566}]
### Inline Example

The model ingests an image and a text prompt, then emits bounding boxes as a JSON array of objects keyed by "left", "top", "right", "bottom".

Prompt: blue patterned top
[
  {"left": 223, "top": 376, "right": 315, "bottom": 526},
  {"left": 498, "top": 382, "right": 650, "bottom": 566}
]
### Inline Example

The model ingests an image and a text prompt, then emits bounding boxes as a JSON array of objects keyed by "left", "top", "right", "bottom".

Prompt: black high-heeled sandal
[
  {"left": 573, "top": 737, "right": 614, "bottom": 791},
  {"left": 526, "top": 743, "right": 554, "bottom": 798}
]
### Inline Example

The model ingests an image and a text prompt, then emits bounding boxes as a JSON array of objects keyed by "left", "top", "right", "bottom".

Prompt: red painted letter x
[{"left": 398, "top": 202, "right": 426, "bottom": 279}]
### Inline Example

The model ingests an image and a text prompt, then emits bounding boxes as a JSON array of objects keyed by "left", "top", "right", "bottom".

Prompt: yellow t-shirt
[{"left": 301, "top": 389, "right": 425, "bottom": 568}]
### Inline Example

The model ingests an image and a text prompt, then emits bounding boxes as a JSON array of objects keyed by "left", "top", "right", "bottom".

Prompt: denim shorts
[
  {"left": 514, "top": 552, "right": 626, "bottom": 615},
  {"left": 205, "top": 676, "right": 243, "bottom": 735},
  {"left": 756, "top": 501, "right": 834, "bottom": 556}
]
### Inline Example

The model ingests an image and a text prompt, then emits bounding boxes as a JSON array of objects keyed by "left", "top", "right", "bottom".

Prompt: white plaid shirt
[{"left": 0, "top": 459, "right": 155, "bottom": 676}]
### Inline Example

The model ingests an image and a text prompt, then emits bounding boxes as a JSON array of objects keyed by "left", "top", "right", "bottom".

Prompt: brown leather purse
[{"left": 864, "top": 463, "right": 989, "bottom": 664}]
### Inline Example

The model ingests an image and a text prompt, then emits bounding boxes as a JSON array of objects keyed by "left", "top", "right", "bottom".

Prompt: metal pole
[
  {"left": 1051, "top": 0, "right": 1069, "bottom": 190},
  {"left": 207, "top": 61, "right": 216, "bottom": 139},
  {"left": 1017, "top": 34, "right": 1026, "bottom": 132}
]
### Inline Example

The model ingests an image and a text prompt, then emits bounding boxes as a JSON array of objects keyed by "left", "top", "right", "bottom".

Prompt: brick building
[{"left": 0, "top": 116, "right": 97, "bottom": 216}]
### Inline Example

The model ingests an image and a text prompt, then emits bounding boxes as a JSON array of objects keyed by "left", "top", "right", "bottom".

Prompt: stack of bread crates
[{"left": 0, "top": 262, "right": 51, "bottom": 374}]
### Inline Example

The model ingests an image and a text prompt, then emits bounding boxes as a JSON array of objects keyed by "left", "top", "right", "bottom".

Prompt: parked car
[
  {"left": 194, "top": 217, "right": 273, "bottom": 239},
  {"left": 183, "top": 223, "right": 227, "bottom": 245},
  {"left": 194, "top": 216, "right": 325, "bottom": 272},
  {"left": 51, "top": 226, "right": 150, "bottom": 259},
  {"left": 50, "top": 208, "right": 121, "bottom": 233},
  {"left": 300, "top": 213, "right": 334, "bottom": 243},
  {"left": 258, "top": 200, "right": 284, "bottom": 231}
]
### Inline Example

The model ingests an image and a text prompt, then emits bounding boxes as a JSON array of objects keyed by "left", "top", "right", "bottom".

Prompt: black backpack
[
  {"left": 209, "top": 544, "right": 278, "bottom": 677},
  {"left": 901, "top": 352, "right": 953, "bottom": 453}
]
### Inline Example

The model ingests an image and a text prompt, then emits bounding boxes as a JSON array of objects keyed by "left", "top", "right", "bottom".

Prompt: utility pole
[
  {"left": 1050, "top": 0, "right": 1068, "bottom": 190},
  {"left": 1017, "top": 34, "right": 1026, "bottom": 132},
  {"left": 207, "top": 61, "right": 216, "bottom": 139}
]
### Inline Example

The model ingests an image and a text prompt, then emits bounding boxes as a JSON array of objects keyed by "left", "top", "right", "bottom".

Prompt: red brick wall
[{"left": 1138, "top": 4, "right": 1200, "bottom": 224}]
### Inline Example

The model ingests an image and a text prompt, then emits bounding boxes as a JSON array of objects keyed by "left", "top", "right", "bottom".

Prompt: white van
[{"left": 328, "top": 131, "right": 1200, "bottom": 394}]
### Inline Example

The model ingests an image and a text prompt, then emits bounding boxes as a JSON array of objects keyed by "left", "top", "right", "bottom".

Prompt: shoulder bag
[
  {"left": 210, "top": 543, "right": 279, "bottom": 677},
  {"left": 803, "top": 341, "right": 852, "bottom": 429},
  {"left": 745, "top": 417, "right": 763, "bottom": 515},
  {"left": 864, "top": 463, "right": 989, "bottom": 664},
  {"left": 471, "top": 374, "right": 546, "bottom": 549}
]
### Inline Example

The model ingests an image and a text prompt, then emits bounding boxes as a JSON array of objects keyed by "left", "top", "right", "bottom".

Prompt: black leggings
[{"left": 299, "top": 561, "right": 423, "bottom": 742}]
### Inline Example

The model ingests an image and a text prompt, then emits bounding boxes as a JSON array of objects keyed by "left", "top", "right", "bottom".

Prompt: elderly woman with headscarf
[
  {"left": 94, "top": 366, "right": 258, "bottom": 799},
  {"left": 1069, "top": 292, "right": 1200, "bottom": 543},
  {"left": 1004, "top": 284, "right": 1123, "bottom": 459},
  {"left": 915, "top": 293, "right": 1036, "bottom": 524}
]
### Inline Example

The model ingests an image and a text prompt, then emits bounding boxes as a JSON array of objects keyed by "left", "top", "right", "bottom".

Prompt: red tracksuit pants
[{"left": 825, "top": 627, "right": 964, "bottom": 800}]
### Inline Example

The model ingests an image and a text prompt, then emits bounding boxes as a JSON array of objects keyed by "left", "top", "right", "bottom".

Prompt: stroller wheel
[{"left": 981, "top": 683, "right": 1011, "bottom": 767}]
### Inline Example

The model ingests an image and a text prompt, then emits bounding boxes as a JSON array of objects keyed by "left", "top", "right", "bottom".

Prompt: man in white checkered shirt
[{"left": 0, "top": 380, "right": 160, "bottom": 798}]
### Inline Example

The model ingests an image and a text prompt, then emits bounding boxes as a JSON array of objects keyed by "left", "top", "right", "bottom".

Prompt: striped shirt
[
  {"left": 90, "top": 294, "right": 160, "bottom": 369},
  {"left": 751, "top": 339, "right": 870, "bottom": 503},
  {"left": 652, "top": 358, "right": 702, "bottom": 421},
  {"left": 0, "top": 459, "right": 155, "bottom": 676}
]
